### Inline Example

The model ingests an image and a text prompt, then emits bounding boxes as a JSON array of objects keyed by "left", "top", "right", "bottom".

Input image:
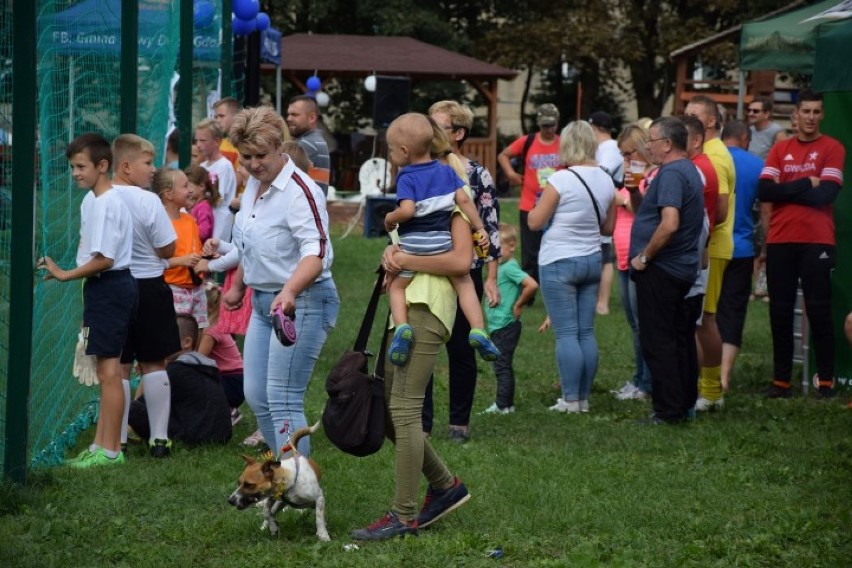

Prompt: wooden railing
[{"left": 462, "top": 137, "right": 498, "bottom": 179}]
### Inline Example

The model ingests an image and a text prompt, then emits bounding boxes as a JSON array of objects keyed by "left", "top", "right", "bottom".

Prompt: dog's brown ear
[
  {"left": 261, "top": 460, "right": 281, "bottom": 477},
  {"left": 240, "top": 454, "right": 256, "bottom": 465}
]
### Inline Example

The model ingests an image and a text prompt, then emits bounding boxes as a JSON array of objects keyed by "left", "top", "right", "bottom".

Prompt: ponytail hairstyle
[
  {"left": 152, "top": 167, "right": 180, "bottom": 200},
  {"left": 427, "top": 115, "right": 469, "bottom": 184},
  {"left": 204, "top": 280, "right": 221, "bottom": 328},
  {"left": 185, "top": 164, "right": 221, "bottom": 206}
]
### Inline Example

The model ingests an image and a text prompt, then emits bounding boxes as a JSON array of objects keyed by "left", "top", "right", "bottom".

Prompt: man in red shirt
[
  {"left": 758, "top": 89, "right": 845, "bottom": 399},
  {"left": 497, "top": 104, "right": 562, "bottom": 283}
]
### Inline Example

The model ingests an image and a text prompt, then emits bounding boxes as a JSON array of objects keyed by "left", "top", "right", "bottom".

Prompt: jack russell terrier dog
[{"left": 227, "top": 422, "right": 330, "bottom": 541}]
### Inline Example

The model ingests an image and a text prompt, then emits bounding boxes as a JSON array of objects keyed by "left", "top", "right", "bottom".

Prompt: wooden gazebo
[{"left": 262, "top": 34, "right": 517, "bottom": 177}]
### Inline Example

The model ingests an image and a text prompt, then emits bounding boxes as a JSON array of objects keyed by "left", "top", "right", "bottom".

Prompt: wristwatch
[{"left": 639, "top": 254, "right": 649, "bottom": 265}]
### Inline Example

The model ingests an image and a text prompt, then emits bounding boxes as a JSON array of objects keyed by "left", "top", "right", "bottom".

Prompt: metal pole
[
  {"left": 120, "top": 0, "right": 139, "bottom": 133},
  {"left": 5, "top": 0, "right": 37, "bottom": 484},
  {"left": 276, "top": 63, "right": 282, "bottom": 114},
  {"left": 736, "top": 71, "right": 746, "bottom": 121},
  {"left": 178, "top": 0, "right": 194, "bottom": 168},
  {"left": 221, "top": 0, "right": 233, "bottom": 98}
]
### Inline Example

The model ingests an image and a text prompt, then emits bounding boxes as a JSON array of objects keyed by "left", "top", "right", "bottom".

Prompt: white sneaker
[
  {"left": 611, "top": 382, "right": 637, "bottom": 396},
  {"left": 481, "top": 403, "right": 515, "bottom": 415},
  {"left": 241, "top": 429, "right": 265, "bottom": 446},
  {"left": 614, "top": 383, "right": 643, "bottom": 400},
  {"left": 695, "top": 397, "right": 725, "bottom": 411},
  {"left": 579, "top": 400, "right": 589, "bottom": 413},
  {"left": 618, "top": 387, "right": 650, "bottom": 401},
  {"left": 549, "top": 398, "right": 581, "bottom": 413}
]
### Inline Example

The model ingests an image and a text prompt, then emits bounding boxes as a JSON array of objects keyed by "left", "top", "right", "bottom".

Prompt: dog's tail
[{"left": 287, "top": 421, "right": 321, "bottom": 454}]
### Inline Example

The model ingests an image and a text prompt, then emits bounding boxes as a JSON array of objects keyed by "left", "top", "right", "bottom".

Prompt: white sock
[
  {"left": 141, "top": 370, "right": 171, "bottom": 441},
  {"left": 88, "top": 443, "right": 101, "bottom": 452},
  {"left": 103, "top": 449, "right": 120, "bottom": 459},
  {"left": 121, "top": 379, "right": 131, "bottom": 444}
]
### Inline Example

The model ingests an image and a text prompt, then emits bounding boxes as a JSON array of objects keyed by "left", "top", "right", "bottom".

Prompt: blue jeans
[
  {"left": 243, "top": 279, "right": 339, "bottom": 456},
  {"left": 617, "top": 269, "right": 651, "bottom": 394},
  {"left": 540, "top": 253, "right": 601, "bottom": 402}
]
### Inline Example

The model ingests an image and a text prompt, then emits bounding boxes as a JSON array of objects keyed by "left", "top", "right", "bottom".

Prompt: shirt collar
[{"left": 268, "top": 154, "right": 296, "bottom": 193}]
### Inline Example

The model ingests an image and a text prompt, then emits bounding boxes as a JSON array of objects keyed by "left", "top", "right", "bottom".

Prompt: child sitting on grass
[
  {"left": 383, "top": 113, "right": 499, "bottom": 366},
  {"left": 198, "top": 282, "right": 246, "bottom": 427},
  {"left": 129, "top": 314, "right": 232, "bottom": 446},
  {"left": 482, "top": 223, "right": 539, "bottom": 414}
]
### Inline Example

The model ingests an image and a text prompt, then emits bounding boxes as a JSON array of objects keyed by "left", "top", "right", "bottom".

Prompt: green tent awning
[{"left": 740, "top": 0, "right": 851, "bottom": 74}]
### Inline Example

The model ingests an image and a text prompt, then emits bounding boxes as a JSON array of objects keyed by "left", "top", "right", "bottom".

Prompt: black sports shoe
[
  {"left": 812, "top": 374, "right": 837, "bottom": 399},
  {"left": 766, "top": 381, "right": 792, "bottom": 399},
  {"left": 149, "top": 438, "right": 172, "bottom": 458},
  {"left": 350, "top": 512, "right": 417, "bottom": 541},
  {"left": 417, "top": 477, "right": 471, "bottom": 529}
]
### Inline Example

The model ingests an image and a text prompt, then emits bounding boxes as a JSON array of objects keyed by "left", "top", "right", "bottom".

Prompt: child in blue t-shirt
[
  {"left": 482, "top": 223, "right": 539, "bottom": 413},
  {"left": 383, "top": 112, "right": 499, "bottom": 366}
]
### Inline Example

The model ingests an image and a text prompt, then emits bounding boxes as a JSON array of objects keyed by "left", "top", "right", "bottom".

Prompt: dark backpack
[{"left": 322, "top": 266, "right": 387, "bottom": 457}]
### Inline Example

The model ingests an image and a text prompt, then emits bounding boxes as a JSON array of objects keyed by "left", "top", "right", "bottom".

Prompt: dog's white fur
[{"left": 227, "top": 422, "right": 330, "bottom": 541}]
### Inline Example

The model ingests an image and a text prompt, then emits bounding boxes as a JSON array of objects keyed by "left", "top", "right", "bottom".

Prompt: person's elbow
[
  {"left": 157, "top": 241, "right": 177, "bottom": 259},
  {"left": 527, "top": 210, "right": 545, "bottom": 231}
]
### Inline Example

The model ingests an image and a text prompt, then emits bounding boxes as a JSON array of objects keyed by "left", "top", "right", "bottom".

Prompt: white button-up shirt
[{"left": 232, "top": 157, "right": 333, "bottom": 293}]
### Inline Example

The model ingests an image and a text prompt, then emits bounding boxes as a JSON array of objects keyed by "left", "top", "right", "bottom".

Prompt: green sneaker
[
  {"left": 69, "top": 448, "right": 126, "bottom": 469},
  {"left": 64, "top": 448, "right": 95, "bottom": 464}
]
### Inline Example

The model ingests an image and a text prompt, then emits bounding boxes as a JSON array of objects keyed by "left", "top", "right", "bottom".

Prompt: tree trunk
[{"left": 520, "top": 63, "right": 534, "bottom": 134}]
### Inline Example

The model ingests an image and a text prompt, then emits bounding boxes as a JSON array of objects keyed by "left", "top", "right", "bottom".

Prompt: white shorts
[{"left": 170, "top": 284, "right": 209, "bottom": 328}]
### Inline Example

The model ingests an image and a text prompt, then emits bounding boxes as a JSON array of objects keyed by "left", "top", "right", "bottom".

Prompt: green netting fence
[{"left": 1, "top": 0, "right": 234, "bottom": 475}]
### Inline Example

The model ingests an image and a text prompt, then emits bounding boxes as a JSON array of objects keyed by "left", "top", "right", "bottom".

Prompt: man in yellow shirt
[{"left": 685, "top": 95, "right": 736, "bottom": 411}]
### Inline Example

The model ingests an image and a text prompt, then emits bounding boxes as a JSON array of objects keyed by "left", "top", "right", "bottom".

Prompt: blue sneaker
[
  {"left": 468, "top": 328, "right": 500, "bottom": 361},
  {"left": 388, "top": 324, "right": 414, "bottom": 366},
  {"left": 416, "top": 477, "right": 471, "bottom": 529},
  {"left": 350, "top": 511, "right": 417, "bottom": 541}
]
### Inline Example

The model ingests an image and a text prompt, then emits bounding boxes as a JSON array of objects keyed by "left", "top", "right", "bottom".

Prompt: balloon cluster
[
  {"left": 305, "top": 75, "right": 330, "bottom": 107},
  {"left": 232, "top": 0, "right": 270, "bottom": 36}
]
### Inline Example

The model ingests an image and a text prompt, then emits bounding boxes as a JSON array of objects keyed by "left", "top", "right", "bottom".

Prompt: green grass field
[{"left": 1, "top": 204, "right": 850, "bottom": 567}]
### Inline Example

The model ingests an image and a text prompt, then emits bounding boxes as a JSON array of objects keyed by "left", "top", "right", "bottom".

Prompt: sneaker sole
[{"left": 418, "top": 492, "right": 471, "bottom": 529}]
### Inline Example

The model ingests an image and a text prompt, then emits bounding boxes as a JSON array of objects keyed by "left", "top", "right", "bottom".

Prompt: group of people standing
[{"left": 42, "top": 86, "right": 843, "bottom": 540}]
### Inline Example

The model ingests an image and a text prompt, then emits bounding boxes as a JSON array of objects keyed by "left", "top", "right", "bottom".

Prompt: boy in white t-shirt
[
  {"left": 39, "top": 133, "right": 137, "bottom": 468},
  {"left": 112, "top": 134, "right": 181, "bottom": 458},
  {"left": 195, "top": 119, "right": 237, "bottom": 241}
]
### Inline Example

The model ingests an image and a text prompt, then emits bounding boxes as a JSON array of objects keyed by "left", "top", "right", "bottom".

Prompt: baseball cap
[
  {"left": 588, "top": 111, "right": 613, "bottom": 130},
  {"left": 536, "top": 103, "right": 560, "bottom": 126}
]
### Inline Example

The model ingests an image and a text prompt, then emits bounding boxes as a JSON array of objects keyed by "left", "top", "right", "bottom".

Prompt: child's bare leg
[
  {"left": 388, "top": 276, "right": 412, "bottom": 328},
  {"left": 388, "top": 276, "right": 416, "bottom": 366},
  {"left": 451, "top": 274, "right": 501, "bottom": 361},
  {"left": 96, "top": 356, "right": 125, "bottom": 453},
  {"left": 451, "top": 274, "right": 485, "bottom": 330}
]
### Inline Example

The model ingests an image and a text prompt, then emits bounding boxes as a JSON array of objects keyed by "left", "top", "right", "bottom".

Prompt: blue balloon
[
  {"left": 256, "top": 12, "right": 270, "bottom": 32},
  {"left": 306, "top": 76, "right": 321, "bottom": 91},
  {"left": 194, "top": 1, "right": 215, "bottom": 29},
  {"left": 233, "top": 0, "right": 259, "bottom": 21},
  {"left": 232, "top": 16, "right": 256, "bottom": 36}
]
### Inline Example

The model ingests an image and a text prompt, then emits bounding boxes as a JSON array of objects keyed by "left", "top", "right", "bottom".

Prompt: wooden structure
[
  {"left": 669, "top": 1, "right": 806, "bottom": 118},
  {"left": 261, "top": 34, "right": 517, "bottom": 179}
]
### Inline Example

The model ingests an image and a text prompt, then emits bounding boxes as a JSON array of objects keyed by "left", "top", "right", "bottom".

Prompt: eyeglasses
[
  {"left": 747, "top": 108, "right": 763, "bottom": 114},
  {"left": 539, "top": 123, "right": 557, "bottom": 129}
]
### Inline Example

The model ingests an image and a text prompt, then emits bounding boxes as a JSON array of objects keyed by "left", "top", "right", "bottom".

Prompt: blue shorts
[{"left": 83, "top": 269, "right": 137, "bottom": 357}]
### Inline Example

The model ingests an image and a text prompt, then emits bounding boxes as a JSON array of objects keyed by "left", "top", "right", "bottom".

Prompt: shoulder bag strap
[
  {"left": 354, "top": 265, "right": 385, "bottom": 353},
  {"left": 567, "top": 168, "right": 603, "bottom": 228}
]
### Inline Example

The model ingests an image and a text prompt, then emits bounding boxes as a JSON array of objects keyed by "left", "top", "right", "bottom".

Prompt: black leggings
[
  {"left": 519, "top": 210, "right": 543, "bottom": 283},
  {"left": 765, "top": 243, "right": 835, "bottom": 383}
]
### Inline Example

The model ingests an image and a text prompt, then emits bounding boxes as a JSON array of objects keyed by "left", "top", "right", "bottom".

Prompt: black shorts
[
  {"left": 716, "top": 256, "right": 754, "bottom": 347},
  {"left": 121, "top": 276, "right": 181, "bottom": 364},
  {"left": 601, "top": 242, "right": 614, "bottom": 264},
  {"left": 83, "top": 270, "right": 137, "bottom": 358}
]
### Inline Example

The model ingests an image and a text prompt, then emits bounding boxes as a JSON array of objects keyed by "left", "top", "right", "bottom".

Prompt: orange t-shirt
[{"left": 164, "top": 213, "right": 203, "bottom": 288}]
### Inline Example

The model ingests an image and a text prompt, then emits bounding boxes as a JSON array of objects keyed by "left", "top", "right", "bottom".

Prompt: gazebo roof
[{"left": 272, "top": 33, "right": 517, "bottom": 81}]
